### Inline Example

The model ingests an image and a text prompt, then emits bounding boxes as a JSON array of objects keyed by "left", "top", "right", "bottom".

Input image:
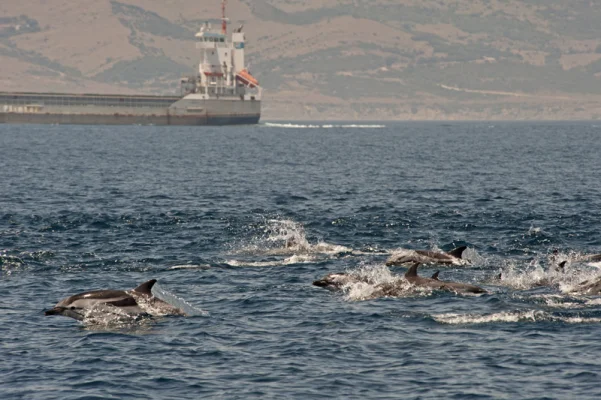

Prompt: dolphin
[
  {"left": 44, "top": 279, "right": 186, "bottom": 321},
  {"left": 563, "top": 270, "right": 601, "bottom": 295},
  {"left": 313, "top": 267, "right": 485, "bottom": 296},
  {"left": 404, "top": 263, "right": 487, "bottom": 294},
  {"left": 579, "top": 254, "right": 601, "bottom": 263},
  {"left": 312, "top": 272, "right": 409, "bottom": 299},
  {"left": 313, "top": 270, "right": 445, "bottom": 291},
  {"left": 386, "top": 246, "right": 468, "bottom": 266},
  {"left": 312, "top": 273, "right": 358, "bottom": 290},
  {"left": 572, "top": 278, "right": 601, "bottom": 295},
  {"left": 550, "top": 249, "right": 601, "bottom": 264}
]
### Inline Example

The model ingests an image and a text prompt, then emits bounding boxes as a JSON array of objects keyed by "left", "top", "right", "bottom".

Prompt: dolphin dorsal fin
[
  {"left": 558, "top": 261, "right": 567, "bottom": 272},
  {"left": 431, "top": 271, "right": 440, "bottom": 280},
  {"left": 405, "top": 263, "right": 420, "bottom": 278},
  {"left": 447, "top": 246, "right": 467, "bottom": 259},
  {"left": 133, "top": 279, "right": 157, "bottom": 295}
]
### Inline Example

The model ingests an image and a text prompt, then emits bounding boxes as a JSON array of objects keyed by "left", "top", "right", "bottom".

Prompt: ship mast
[{"left": 221, "top": 0, "right": 227, "bottom": 35}]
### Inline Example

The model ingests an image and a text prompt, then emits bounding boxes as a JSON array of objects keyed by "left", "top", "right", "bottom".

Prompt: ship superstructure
[
  {"left": 180, "top": 10, "right": 260, "bottom": 101},
  {"left": 0, "top": 1, "right": 261, "bottom": 126}
]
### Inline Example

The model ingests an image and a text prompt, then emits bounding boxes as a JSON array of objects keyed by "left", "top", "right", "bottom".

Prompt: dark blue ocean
[{"left": 2, "top": 121, "right": 601, "bottom": 399}]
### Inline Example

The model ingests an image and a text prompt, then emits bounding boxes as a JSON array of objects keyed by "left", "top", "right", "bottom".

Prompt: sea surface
[{"left": 1, "top": 121, "right": 601, "bottom": 399}]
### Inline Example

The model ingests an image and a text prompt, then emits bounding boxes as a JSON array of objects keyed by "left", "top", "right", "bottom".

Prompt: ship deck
[{"left": 0, "top": 92, "right": 181, "bottom": 108}]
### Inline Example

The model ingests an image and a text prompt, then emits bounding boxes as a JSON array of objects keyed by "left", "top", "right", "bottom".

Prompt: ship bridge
[{"left": 195, "top": 31, "right": 226, "bottom": 44}]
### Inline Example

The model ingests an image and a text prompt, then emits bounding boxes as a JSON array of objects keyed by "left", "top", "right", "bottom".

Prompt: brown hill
[{"left": 2, "top": 0, "right": 601, "bottom": 120}]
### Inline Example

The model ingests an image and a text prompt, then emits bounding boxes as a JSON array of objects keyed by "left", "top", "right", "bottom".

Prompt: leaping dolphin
[
  {"left": 44, "top": 279, "right": 186, "bottom": 321},
  {"left": 404, "top": 263, "right": 487, "bottom": 294},
  {"left": 386, "top": 246, "right": 468, "bottom": 266}
]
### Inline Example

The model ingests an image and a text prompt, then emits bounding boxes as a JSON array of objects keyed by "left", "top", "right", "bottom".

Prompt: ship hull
[
  {"left": 0, "top": 112, "right": 260, "bottom": 126},
  {"left": 0, "top": 92, "right": 261, "bottom": 126}
]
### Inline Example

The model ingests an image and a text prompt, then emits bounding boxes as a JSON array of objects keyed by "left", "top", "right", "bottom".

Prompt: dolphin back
[
  {"left": 404, "top": 263, "right": 420, "bottom": 278},
  {"left": 447, "top": 246, "right": 467, "bottom": 259},
  {"left": 133, "top": 279, "right": 157, "bottom": 295}
]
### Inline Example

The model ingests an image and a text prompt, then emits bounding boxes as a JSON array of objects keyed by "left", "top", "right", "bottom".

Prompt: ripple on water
[{"left": 3, "top": 122, "right": 601, "bottom": 399}]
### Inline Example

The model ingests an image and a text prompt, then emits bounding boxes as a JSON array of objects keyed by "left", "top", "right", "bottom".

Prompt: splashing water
[
  {"left": 229, "top": 218, "right": 352, "bottom": 266},
  {"left": 462, "top": 247, "right": 486, "bottom": 265},
  {"left": 499, "top": 257, "right": 601, "bottom": 293},
  {"left": 151, "top": 284, "right": 208, "bottom": 317},
  {"left": 0, "top": 250, "right": 26, "bottom": 274},
  {"left": 336, "top": 263, "right": 430, "bottom": 301},
  {"left": 232, "top": 218, "right": 311, "bottom": 255},
  {"left": 263, "top": 219, "right": 312, "bottom": 252},
  {"left": 81, "top": 304, "right": 152, "bottom": 327}
]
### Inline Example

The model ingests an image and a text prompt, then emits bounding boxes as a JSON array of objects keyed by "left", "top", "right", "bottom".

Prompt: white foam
[
  {"left": 527, "top": 226, "right": 545, "bottom": 235},
  {"left": 524, "top": 294, "right": 588, "bottom": 309},
  {"left": 169, "top": 264, "right": 211, "bottom": 270},
  {"left": 263, "top": 122, "right": 385, "bottom": 129},
  {"left": 433, "top": 310, "right": 601, "bottom": 325},
  {"left": 340, "top": 124, "right": 386, "bottom": 128},
  {"left": 310, "top": 241, "right": 352, "bottom": 255},
  {"left": 585, "top": 298, "right": 601, "bottom": 306},
  {"left": 226, "top": 253, "right": 319, "bottom": 267},
  {"left": 586, "top": 261, "right": 601, "bottom": 269},
  {"left": 264, "top": 122, "right": 320, "bottom": 128}
]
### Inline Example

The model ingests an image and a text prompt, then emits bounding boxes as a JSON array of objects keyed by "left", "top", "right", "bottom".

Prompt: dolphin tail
[
  {"left": 133, "top": 279, "right": 157, "bottom": 295},
  {"left": 431, "top": 271, "right": 440, "bottom": 280},
  {"left": 447, "top": 245, "right": 467, "bottom": 259},
  {"left": 405, "top": 262, "right": 420, "bottom": 278}
]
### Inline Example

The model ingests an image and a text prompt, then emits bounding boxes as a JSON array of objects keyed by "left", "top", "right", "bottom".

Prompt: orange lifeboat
[{"left": 236, "top": 69, "right": 259, "bottom": 88}]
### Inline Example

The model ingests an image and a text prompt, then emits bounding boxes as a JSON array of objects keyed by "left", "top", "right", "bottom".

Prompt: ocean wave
[
  {"left": 168, "top": 264, "right": 211, "bottom": 270},
  {"left": 433, "top": 310, "right": 601, "bottom": 325},
  {"left": 225, "top": 254, "right": 319, "bottom": 267}
]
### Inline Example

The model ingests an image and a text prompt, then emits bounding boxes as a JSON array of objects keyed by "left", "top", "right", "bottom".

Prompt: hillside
[{"left": 2, "top": 0, "right": 601, "bottom": 120}]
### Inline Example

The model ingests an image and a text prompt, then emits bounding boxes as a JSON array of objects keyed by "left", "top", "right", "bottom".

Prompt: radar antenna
[{"left": 221, "top": 0, "right": 228, "bottom": 35}]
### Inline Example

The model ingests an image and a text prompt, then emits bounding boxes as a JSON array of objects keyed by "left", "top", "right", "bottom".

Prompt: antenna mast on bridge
[{"left": 221, "top": 0, "right": 228, "bottom": 35}]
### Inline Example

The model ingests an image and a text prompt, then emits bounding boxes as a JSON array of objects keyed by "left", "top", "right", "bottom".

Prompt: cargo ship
[{"left": 0, "top": 1, "right": 261, "bottom": 126}]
